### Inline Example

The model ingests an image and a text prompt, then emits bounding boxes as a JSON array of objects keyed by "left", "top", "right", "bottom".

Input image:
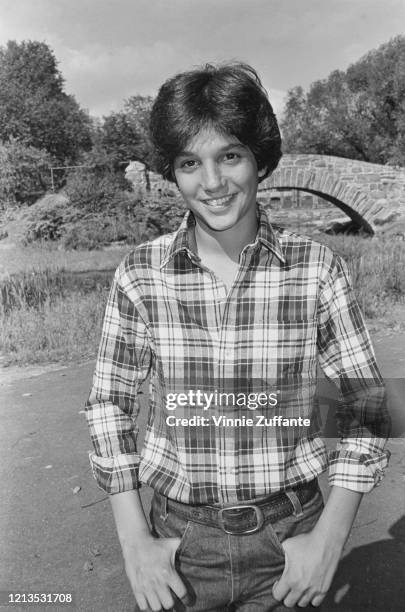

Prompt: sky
[{"left": 0, "top": 0, "right": 404, "bottom": 120}]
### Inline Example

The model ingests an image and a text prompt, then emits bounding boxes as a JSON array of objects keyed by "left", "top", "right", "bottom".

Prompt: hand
[
  {"left": 122, "top": 533, "right": 188, "bottom": 611},
  {"left": 272, "top": 529, "right": 343, "bottom": 608}
]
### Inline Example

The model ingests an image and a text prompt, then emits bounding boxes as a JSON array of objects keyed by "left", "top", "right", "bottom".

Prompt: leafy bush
[
  {"left": 136, "top": 190, "right": 185, "bottom": 237},
  {"left": 0, "top": 140, "right": 52, "bottom": 209},
  {"left": 60, "top": 187, "right": 186, "bottom": 249},
  {"left": 61, "top": 214, "right": 127, "bottom": 250},
  {"left": 19, "top": 193, "right": 80, "bottom": 243},
  {"left": 14, "top": 164, "right": 187, "bottom": 249},
  {"left": 63, "top": 168, "right": 131, "bottom": 214}
]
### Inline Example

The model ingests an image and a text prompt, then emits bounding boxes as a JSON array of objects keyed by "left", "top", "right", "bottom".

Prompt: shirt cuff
[
  {"left": 88, "top": 451, "right": 141, "bottom": 494},
  {"left": 328, "top": 448, "right": 390, "bottom": 493}
]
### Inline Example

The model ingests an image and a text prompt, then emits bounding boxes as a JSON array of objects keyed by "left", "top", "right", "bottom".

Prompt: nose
[{"left": 201, "top": 162, "right": 226, "bottom": 192}]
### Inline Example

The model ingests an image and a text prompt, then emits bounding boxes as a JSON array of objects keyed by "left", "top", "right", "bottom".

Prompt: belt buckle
[{"left": 217, "top": 504, "right": 264, "bottom": 535}]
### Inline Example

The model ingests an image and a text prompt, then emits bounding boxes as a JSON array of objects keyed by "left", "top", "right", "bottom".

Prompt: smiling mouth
[{"left": 202, "top": 194, "right": 236, "bottom": 208}]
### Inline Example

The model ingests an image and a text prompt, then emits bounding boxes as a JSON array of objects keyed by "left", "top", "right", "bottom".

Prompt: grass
[
  {"left": 0, "top": 289, "right": 109, "bottom": 366},
  {"left": 0, "top": 241, "right": 130, "bottom": 279},
  {"left": 0, "top": 244, "right": 119, "bottom": 365},
  {"left": 0, "top": 233, "right": 404, "bottom": 367},
  {"left": 0, "top": 268, "right": 113, "bottom": 315},
  {"left": 311, "top": 233, "right": 405, "bottom": 319}
]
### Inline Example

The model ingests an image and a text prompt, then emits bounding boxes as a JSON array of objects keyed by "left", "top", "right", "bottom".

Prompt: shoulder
[
  {"left": 114, "top": 231, "right": 176, "bottom": 284},
  {"left": 273, "top": 225, "right": 342, "bottom": 272},
  {"left": 270, "top": 225, "right": 353, "bottom": 299}
]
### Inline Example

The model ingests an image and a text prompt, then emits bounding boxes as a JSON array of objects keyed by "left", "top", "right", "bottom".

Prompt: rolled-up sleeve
[
  {"left": 85, "top": 266, "right": 152, "bottom": 494},
  {"left": 317, "top": 254, "right": 391, "bottom": 493}
]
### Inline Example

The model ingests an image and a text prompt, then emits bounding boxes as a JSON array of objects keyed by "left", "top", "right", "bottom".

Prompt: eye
[
  {"left": 223, "top": 152, "right": 241, "bottom": 163},
  {"left": 180, "top": 159, "right": 198, "bottom": 170}
]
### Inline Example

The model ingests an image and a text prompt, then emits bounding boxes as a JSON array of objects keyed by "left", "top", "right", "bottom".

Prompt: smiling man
[
  {"left": 172, "top": 128, "right": 261, "bottom": 292},
  {"left": 85, "top": 63, "right": 390, "bottom": 611}
]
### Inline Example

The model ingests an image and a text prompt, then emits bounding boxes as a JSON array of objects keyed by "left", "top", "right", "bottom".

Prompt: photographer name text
[{"left": 166, "top": 415, "right": 311, "bottom": 427}]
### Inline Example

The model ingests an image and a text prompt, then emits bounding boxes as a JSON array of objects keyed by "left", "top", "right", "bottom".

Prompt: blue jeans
[{"left": 149, "top": 483, "right": 324, "bottom": 611}]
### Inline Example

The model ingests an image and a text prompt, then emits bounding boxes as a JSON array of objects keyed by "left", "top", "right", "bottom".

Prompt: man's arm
[
  {"left": 316, "top": 253, "right": 390, "bottom": 493},
  {"left": 275, "top": 252, "right": 389, "bottom": 608},
  {"left": 110, "top": 490, "right": 188, "bottom": 611},
  {"left": 273, "top": 486, "right": 362, "bottom": 608},
  {"left": 85, "top": 266, "right": 187, "bottom": 609}
]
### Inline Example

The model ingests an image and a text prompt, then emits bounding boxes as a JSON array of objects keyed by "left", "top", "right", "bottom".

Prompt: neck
[{"left": 191, "top": 208, "right": 259, "bottom": 263}]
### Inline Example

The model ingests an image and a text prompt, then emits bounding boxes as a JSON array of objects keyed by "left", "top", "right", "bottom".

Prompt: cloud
[
  {"left": 59, "top": 38, "right": 208, "bottom": 115},
  {"left": 0, "top": 0, "right": 404, "bottom": 117}
]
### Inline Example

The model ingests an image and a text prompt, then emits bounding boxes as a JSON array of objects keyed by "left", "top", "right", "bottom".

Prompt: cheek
[
  {"left": 175, "top": 176, "right": 197, "bottom": 200},
  {"left": 230, "top": 158, "right": 259, "bottom": 188},
  {"left": 237, "top": 168, "right": 259, "bottom": 192}
]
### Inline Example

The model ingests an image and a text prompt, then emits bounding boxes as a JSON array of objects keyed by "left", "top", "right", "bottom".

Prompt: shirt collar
[
  {"left": 160, "top": 203, "right": 286, "bottom": 269},
  {"left": 160, "top": 210, "right": 198, "bottom": 268},
  {"left": 255, "top": 203, "right": 286, "bottom": 263}
]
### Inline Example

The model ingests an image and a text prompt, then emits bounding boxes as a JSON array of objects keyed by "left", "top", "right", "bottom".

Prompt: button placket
[{"left": 215, "top": 258, "right": 252, "bottom": 501}]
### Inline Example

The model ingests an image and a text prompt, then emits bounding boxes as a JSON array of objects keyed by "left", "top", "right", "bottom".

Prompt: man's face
[{"left": 173, "top": 128, "right": 262, "bottom": 235}]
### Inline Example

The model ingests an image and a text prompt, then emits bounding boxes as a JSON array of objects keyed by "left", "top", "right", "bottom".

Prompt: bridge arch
[{"left": 260, "top": 154, "right": 405, "bottom": 235}]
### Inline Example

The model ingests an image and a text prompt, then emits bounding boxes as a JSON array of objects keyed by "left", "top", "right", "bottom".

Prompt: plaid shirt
[{"left": 85, "top": 204, "right": 390, "bottom": 504}]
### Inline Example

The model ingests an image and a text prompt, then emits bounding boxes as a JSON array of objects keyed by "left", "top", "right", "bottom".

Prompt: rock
[{"left": 83, "top": 560, "right": 94, "bottom": 572}]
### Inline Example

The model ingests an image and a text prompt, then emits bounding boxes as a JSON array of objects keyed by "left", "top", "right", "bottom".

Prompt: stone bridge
[
  {"left": 260, "top": 155, "right": 405, "bottom": 234},
  {"left": 126, "top": 154, "right": 405, "bottom": 235}
]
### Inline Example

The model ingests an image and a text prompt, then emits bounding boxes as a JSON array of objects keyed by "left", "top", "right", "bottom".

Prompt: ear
[{"left": 258, "top": 167, "right": 269, "bottom": 181}]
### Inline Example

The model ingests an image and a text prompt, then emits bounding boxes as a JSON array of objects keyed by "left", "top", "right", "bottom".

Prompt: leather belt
[{"left": 162, "top": 479, "right": 319, "bottom": 535}]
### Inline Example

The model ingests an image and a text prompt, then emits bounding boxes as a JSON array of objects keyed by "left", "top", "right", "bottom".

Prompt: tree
[
  {"left": 123, "top": 95, "right": 155, "bottom": 170},
  {"left": 100, "top": 95, "right": 155, "bottom": 173},
  {"left": 99, "top": 111, "right": 142, "bottom": 170},
  {"left": 0, "top": 40, "right": 92, "bottom": 163},
  {"left": 281, "top": 36, "right": 405, "bottom": 165}
]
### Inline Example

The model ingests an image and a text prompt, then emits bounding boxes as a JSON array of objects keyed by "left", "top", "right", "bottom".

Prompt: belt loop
[
  {"left": 285, "top": 490, "right": 303, "bottom": 518},
  {"left": 159, "top": 495, "right": 168, "bottom": 522}
]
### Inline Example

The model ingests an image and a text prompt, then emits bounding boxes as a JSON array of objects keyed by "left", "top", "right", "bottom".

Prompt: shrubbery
[
  {"left": 59, "top": 189, "right": 185, "bottom": 250},
  {"left": 60, "top": 213, "right": 138, "bottom": 250},
  {"left": 0, "top": 140, "right": 52, "bottom": 209},
  {"left": 17, "top": 167, "right": 187, "bottom": 250},
  {"left": 19, "top": 193, "right": 79, "bottom": 243},
  {"left": 63, "top": 168, "right": 130, "bottom": 214}
]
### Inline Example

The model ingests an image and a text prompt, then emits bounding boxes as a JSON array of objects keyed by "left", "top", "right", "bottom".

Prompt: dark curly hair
[{"left": 149, "top": 61, "right": 282, "bottom": 183}]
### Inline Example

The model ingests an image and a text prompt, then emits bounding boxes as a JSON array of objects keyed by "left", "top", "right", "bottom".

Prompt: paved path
[{"left": 0, "top": 333, "right": 404, "bottom": 611}]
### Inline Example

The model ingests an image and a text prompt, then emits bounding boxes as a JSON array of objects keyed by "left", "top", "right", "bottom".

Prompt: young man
[{"left": 85, "top": 63, "right": 389, "bottom": 611}]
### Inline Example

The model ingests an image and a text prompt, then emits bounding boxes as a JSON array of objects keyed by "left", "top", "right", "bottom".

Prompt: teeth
[{"left": 205, "top": 195, "right": 233, "bottom": 207}]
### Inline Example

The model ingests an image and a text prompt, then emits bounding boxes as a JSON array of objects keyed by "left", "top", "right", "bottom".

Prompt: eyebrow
[{"left": 176, "top": 143, "right": 247, "bottom": 157}]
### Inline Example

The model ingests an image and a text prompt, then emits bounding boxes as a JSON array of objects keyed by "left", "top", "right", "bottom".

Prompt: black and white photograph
[{"left": 0, "top": 1, "right": 404, "bottom": 611}]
